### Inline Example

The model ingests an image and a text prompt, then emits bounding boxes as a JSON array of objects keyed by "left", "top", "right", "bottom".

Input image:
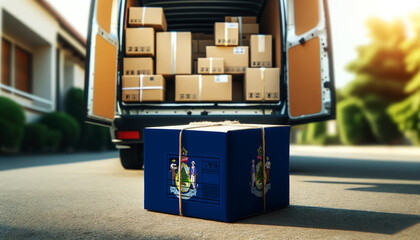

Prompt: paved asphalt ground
[{"left": 0, "top": 146, "right": 419, "bottom": 239}]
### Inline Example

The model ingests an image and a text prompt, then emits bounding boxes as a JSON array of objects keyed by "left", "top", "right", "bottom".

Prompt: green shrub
[
  {"left": 80, "top": 124, "right": 110, "bottom": 151},
  {"left": 362, "top": 94, "right": 401, "bottom": 144},
  {"left": 64, "top": 87, "right": 113, "bottom": 151},
  {"left": 305, "top": 122, "right": 327, "bottom": 144},
  {"left": 0, "top": 96, "right": 26, "bottom": 150},
  {"left": 337, "top": 98, "right": 374, "bottom": 145},
  {"left": 296, "top": 128, "right": 307, "bottom": 145},
  {"left": 21, "top": 123, "right": 48, "bottom": 152},
  {"left": 65, "top": 88, "right": 84, "bottom": 124},
  {"left": 39, "top": 112, "right": 80, "bottom": 150},
  {"left": 300, "top": 122, "right": 340, "bottom": 146},
  {"left": 388, "top": 92, "right": 420, "bottom": 145},
  {"left": 323, "top": 135, "right": 341, "bottom": 145},
  {"left": 45, "top": 129, "right": 62, "bottom": 152}
]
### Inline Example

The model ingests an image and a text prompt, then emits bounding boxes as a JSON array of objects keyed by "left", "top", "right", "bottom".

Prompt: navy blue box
[{"left": 144, "top": 124, "right": 290, "bottom": 222}]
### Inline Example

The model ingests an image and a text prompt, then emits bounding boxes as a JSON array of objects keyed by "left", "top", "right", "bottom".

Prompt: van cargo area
[{"left": 120, "top": 0, "right": 285, "bottom": 110}]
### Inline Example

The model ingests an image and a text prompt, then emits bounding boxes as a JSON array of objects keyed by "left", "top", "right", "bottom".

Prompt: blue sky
[{"left": 46, "top": 0, "right": 420, "bottom": 89}]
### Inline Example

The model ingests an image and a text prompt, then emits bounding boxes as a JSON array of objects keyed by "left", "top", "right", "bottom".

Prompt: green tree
[
  {"left": 256, "top": 164, "right": 263, "bottom": 181},
  {"left": 340, "top": 17, "right": 410, "bottom": 144},
  {"left": 388, "top": 11, "right": 420, "bottom": 145},
  {"left": 180, "top": 166, "right": 189, "bottom": 183}
]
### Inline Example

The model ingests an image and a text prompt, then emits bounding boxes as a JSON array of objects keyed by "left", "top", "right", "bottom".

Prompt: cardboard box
[
  {"left": 122, "top": 75, "right": 165, "bottom": 102},
  {"left": 198, "top": 58, "right": 224, "bottom": 74},
  {"left": 193, "top": 53, "right": 206, "bottom": 61},
  {"left": 156, "top": 32, "right": 192, "bottom": 75},
  {"left": 225, "top": 16, "right": 257, "bottom": 23},
  {"left": 250, "top": 35, "right": 272, "bottom": 67},
  {"left": 126, "top": 28, "right": 155, "bottom": 57},
  {"left": 206, "top": 46, "right": 249, "bottom": 74},
  {"left": 239, "top": 34, "right": 251, "bottom": 46},
  {"left": 123, "top": 57, "right": 154, "bottom": 75},
  {"left": 192, "top": 33, "right": 203, "bottom": 40},
  {"left": 128, "top": 7, "right": 167, "bottom": 31},
  {"left": 144, "top": 122, "right": 290, "bottom": 222},
  {"left": 198, "top": 39, "right": 215, "bottom": 53},
  {"left": 175, "top": 75, "right": 232, "bottom": 102},
  {"left": 240, "top": 25, "right": 258, "bottom": 46},
  {"left": 215, "top": 22, "right": 239, "bottom": 46},
  {"left": 242, "top": 24, "right": 259, "bottom": 34},
  {"left": 192, "top": 40, "right": 199, "bottom": 53},
  {"left": 200, "top": 34, "right": 215, "bottom": 40},
  {"left": 223, "top": 16, "right": 258, "bottom": 45},
  {"left": 245, "top": 68, "right": 280, "bottom": 101}
]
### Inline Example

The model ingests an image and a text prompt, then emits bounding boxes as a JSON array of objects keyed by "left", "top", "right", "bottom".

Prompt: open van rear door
[
  {"left": 285, "top": 0, "right": 335, "bottom": 124},
  {"left": 84, "top": 0, "right": 121, "bottom": 126}
]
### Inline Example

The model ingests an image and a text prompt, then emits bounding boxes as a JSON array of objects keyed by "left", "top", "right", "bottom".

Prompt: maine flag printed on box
[{"left": 144, "top": 122, "right": 290, "bottom": 222}]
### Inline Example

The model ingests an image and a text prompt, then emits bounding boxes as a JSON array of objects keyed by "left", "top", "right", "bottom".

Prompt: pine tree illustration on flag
[{"left": 180, "top": 165, "right": 190, "bottom": 185}]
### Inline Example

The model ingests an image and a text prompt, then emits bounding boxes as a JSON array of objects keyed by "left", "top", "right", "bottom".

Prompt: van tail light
[{"left": 117, "top": 131, "right": 140, "bottom": 140}]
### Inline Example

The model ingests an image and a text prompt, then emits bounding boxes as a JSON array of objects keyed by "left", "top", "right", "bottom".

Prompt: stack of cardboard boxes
[
  {"left": 122, "top": 7, "right": 280, "bottom": 103},
  {"left": 123, "top": 7, "right": 169, "bottom": 102},
  {"left": 246, "top": 34, "right": 280, "bottom": 102},
  {"left": 176, "top": 32, "right": 231, "bottom": 102}
]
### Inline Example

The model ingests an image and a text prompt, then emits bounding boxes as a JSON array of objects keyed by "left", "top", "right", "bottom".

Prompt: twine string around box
[{"left": 177, "top": 121, "right": 267, "bottom": 216}]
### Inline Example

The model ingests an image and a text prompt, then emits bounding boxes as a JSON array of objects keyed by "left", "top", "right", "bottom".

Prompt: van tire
[{"left": 119, "top": 144, "right": 143, "bottom": 170}]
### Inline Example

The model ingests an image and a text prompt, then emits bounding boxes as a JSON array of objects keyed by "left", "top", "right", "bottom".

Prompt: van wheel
[{"left": 119, "top": 144, "right": 143, "bottom": 170}]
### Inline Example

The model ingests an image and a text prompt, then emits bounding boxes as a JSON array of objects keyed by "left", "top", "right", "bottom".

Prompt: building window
[
  {"left": 1, "top": 37, "right": 33, "bottom": 94},
  {"left": 14, "top": 46, "right": 32, "bottom": 93},
  {"left": 1, "top": 38, "right": 11, "bottom": 86}
]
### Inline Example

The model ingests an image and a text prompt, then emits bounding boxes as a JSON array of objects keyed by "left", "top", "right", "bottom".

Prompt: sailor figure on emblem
[
  {"left": 265, "top": 157, "right": 271, "bottom": 183},
  {"left": 190, "top": 161, "right": 198, "bottom": 189},
  {"left": 170, "top": 159, "right": 178, "bottom": 186},
  {"left": 251, "top": 159, "right": 256, "bottom": 187}
]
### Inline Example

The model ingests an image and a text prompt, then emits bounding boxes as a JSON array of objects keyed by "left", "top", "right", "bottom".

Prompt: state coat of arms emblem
[
  {"left": 169, "top": 147, "right": 198, "bottom": 200},
  {"left": 250, "top": 146, "right": 271, "bottom": 197}
]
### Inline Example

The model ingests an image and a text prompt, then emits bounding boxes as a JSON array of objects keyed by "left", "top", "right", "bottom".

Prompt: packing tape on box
[
  {"left": 121, "top": 75, "right": 165, "bottom": 102},
  {"left": 239, "top": 16, "right": 243, "bottom": 46},
  {"left": 258, "top": 35, "right": 265, "bottom": 52},
  {"left": 141, "top": 7, "right": 146, "bottom": 25},
  {"left": 177, "top": 121, "right": 267, "bottom": 216},
  {"left": 139, "top": 74, "right": 144, "bottom": 101},
  {"left": 261, "top": 67, "right": 266, "bottom": 101},
  {"left": 198, "top": 75, "right": 202, "bottom": 101},
  {"left": 171, "top": 32, "right": 177, "bottom": 75},
  {"left": 209, "top": 58, "right": 213, "bottom": 74},
  {"left": 224, "top": 24, "right": 228, "bottom": 46},
  {"left": 225, "top": 23, "right": 238, "bottom": 46}
]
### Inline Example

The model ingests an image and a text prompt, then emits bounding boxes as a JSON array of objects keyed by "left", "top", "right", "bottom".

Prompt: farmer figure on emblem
[
  {"left": 170, "top": 159, "right": 178, "bottom": 186},
  {"left": 251, "top": 159, "right": 256, "bottom": 187},
  {"left": 190, "top": 161, "right": 198, "bottom": 189}
]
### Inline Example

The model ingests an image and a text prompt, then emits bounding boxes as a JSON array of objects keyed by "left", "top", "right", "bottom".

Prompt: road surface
[{"left": 0, "top": 147, "right": 419, "bottom": 239}]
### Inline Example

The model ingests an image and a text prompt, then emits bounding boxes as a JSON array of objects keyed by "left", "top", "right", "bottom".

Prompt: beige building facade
[{"left": 0, "top": 0, "right": 86, "bottom": 121}]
